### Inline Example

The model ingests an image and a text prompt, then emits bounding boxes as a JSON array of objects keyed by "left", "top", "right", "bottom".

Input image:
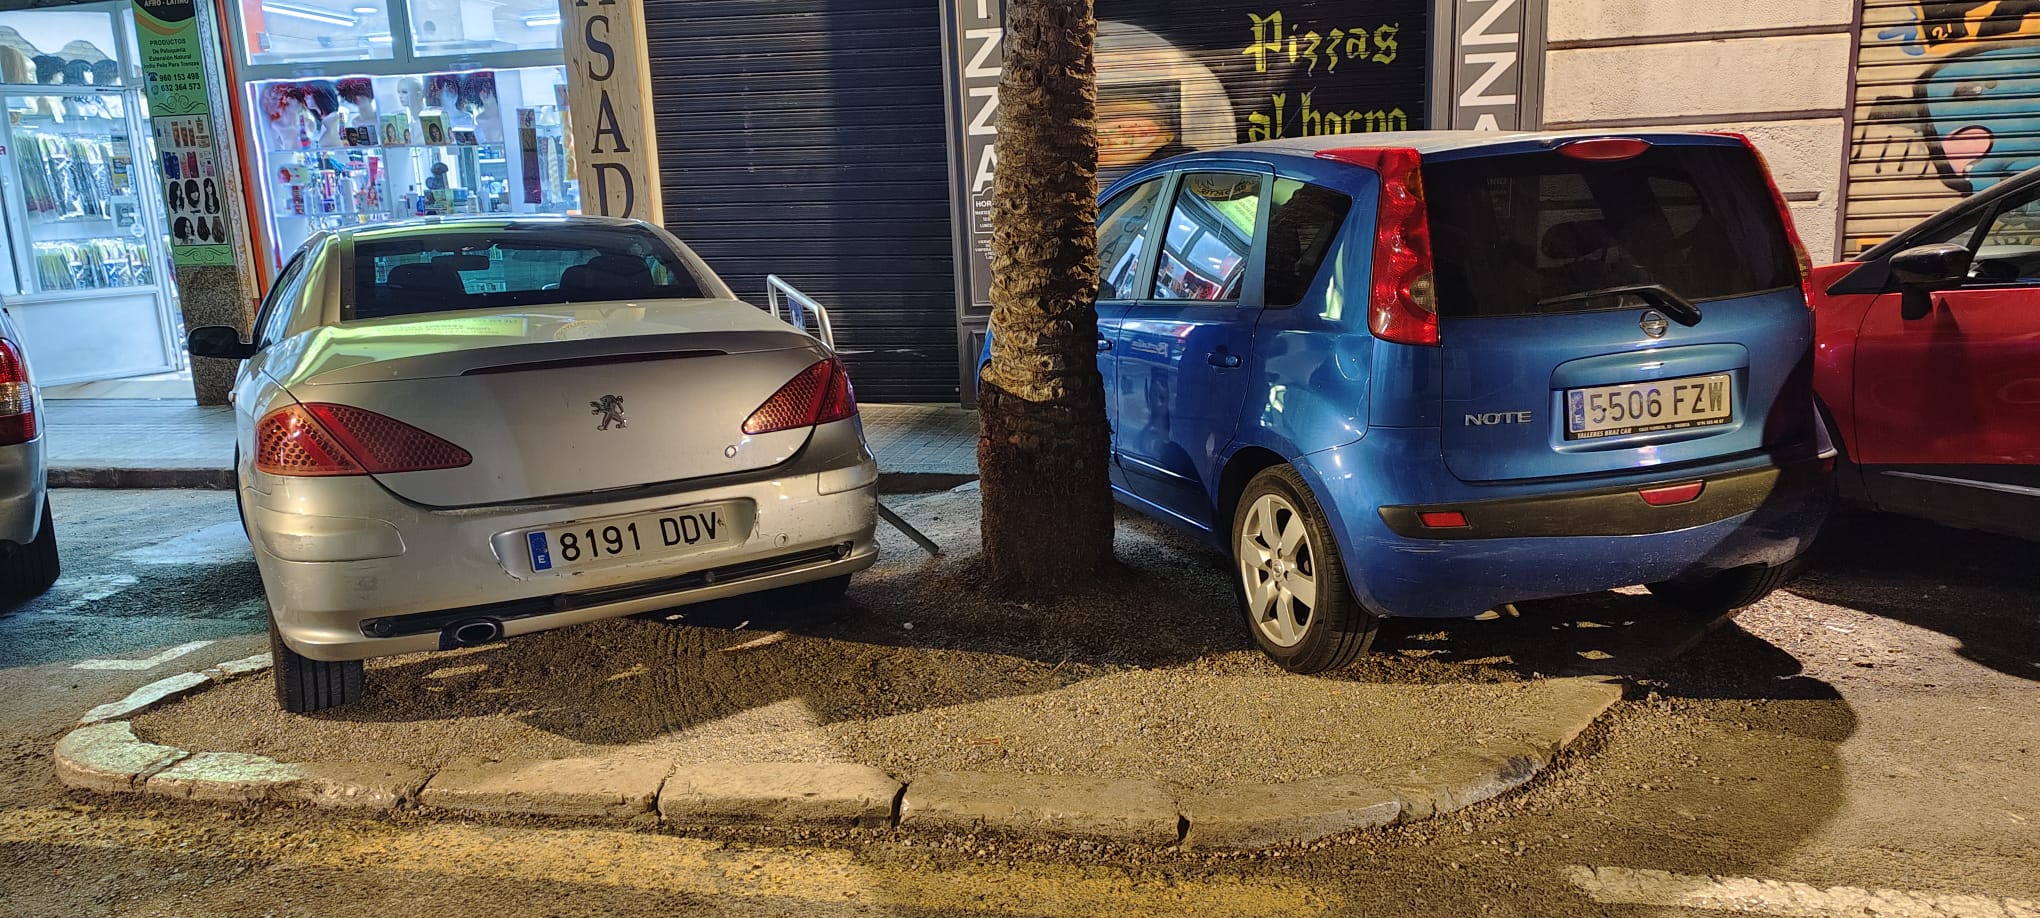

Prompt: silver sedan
[{"left": 189, "top": 216, "right": 878, "bottom": 713}]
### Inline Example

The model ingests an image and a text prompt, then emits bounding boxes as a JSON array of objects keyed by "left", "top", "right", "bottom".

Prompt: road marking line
[
  {"left": 49, "top": 573, "right": 137, "bottom": 613},
  {"left": 72, "top": 640, "right": 216, "bottom": 672},
  {"left": 1567, "top": 865, "right": 2040, "bottom": 917}
]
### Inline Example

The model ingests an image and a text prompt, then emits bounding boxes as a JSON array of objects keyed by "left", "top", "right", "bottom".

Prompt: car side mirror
[
  {"left": 1889, "top": 243, "right": 1972, "bottom": 320},
  {"left": 187, "top": 325, "right": 255, "bottom": 360}
]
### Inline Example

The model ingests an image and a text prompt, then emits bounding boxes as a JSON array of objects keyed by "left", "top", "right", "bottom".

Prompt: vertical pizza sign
[
  {"left": 133, "top": 0, "right": 232, "bottom": 267},
  {"left": 562, "top": 0, "right": 662, "bottom": 224}
]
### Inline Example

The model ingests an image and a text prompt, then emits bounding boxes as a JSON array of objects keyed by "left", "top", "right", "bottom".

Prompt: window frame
[
  {"left": 1127, "top": 166, "right": 1272, "bottom": 310},
  {"left": 229, "top": 0, "right": 564, "bottom": 78}
]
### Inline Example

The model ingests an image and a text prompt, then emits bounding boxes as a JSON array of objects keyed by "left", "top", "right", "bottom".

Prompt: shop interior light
[
  {"left": 263, "top": 2, "right": 359, "bottom": 26},
  {"left": 522, "top": 12, "right": 561, "bottom": 27},
  {"left": 350, "top": 4, "right": 378, "bottom": 13},
  {"left": 365, "top": 33, "right": 393, "bottom": 43}
]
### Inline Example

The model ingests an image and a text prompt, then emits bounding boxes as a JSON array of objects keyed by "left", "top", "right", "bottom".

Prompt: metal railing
[{"left": 764, "top": 274, "right": 837, "bottom": 352}]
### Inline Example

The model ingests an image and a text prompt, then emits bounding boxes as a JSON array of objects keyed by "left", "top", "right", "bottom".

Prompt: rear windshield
[
  {"left": 347, "top": 225, "right": 709, "bottom": 321},
  {"left": 1423, "top": 145, "right": 1797, "bottom": 318}
]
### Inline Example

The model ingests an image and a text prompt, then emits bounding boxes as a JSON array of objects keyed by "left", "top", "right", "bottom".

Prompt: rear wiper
[{"left": 1537, "top": 284, "right": 1703, "bottom": 327}]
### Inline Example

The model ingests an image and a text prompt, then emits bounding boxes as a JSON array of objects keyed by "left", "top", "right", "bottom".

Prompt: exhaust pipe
[{"left": 440, "top": 618, "right": 504, "bottom": 649}]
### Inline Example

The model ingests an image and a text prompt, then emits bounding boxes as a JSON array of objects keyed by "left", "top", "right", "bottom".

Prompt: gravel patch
[{"left": 134, "top": 490, "right": 1559, "bottom": 787}]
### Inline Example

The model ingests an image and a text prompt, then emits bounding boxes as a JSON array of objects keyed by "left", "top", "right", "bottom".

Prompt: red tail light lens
[
  {"left": 1714, "top": 132, "right": 1816, "bottom": 310},
  {"left": 743, "top": 358, "right": 858, "bottom": 435},
  {"left": 0, "top": 340, "right": 36, "bottom": 446},
  {"left": 255, "top": 403, "right": 471, "bottom": 477},
  {"left": 1318, "top": 146, "right": 1439, "bottom": 346}
]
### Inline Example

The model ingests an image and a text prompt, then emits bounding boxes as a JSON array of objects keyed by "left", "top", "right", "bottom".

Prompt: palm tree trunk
[{"left": 977, "top": 0, "right": 1112, "bottom": 590}]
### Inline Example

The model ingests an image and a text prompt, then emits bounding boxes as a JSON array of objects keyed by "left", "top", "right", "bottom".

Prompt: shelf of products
[
  {"left": 5, "top": 94, "right": 153, "bottom": 293},
  {"left": 248, "top": 67, "right": 577, "bottom": 264},
  {"left": 32, "top": 240, "right": 153, "bottom": 291}
]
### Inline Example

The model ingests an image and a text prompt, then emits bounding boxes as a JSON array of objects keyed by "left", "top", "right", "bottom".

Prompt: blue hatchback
[{"left": 983, "top": 131, "right": 1833, "bottom": 673}]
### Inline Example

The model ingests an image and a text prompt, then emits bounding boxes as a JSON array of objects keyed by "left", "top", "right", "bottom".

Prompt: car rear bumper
[
  {"left": 247, "top": 419, "right": 879, "bottom": 661},
  {"left": 1293, "top": 431, "right": 1831, "bottom": 619},
  {"left": 0, "top": 436, "right": 46, "bottom": 546}
]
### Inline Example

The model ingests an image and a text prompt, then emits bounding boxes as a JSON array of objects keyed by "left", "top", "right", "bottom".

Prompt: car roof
[
  {"left": 338, "top": 214, "right": 652, "bottom": 243},
  {"left": 1164, "top": 129, "right": 1746, "bottom": 163}
]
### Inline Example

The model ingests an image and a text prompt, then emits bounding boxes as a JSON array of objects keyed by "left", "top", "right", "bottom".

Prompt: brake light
[
  {"left": 0, "top": 340, "right": 35, "bottom": 446},
  {"left": 1713, "top": 132, "right": 1816, "bottom": 310},
  {"left": 255, "top": 403, "right": 471, "bottom": 477},
  {"left": 1318, "top": 146, "right": 1439, "bottom": 346},
  {"left": 1418, "top": 510, "right": 1469, "bottom": 529},
  {"left": 743, "top": 357, "right": 858, "bottom": 435},
  {"left": 1638, "top": 481, "right": 1705, "bottom": 506},
  {"left": 1557, "top": 137, "right": 1652, "bottom": 162}
]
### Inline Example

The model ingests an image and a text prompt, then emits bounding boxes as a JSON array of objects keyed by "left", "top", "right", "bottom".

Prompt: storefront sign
[
  {"left": 940, "top": 0, "right": 1429, "bottom": 321},
  {"left": 133, "top": 0, "right": 232, "bottom": 267},
  {"left": 561, "top": 0, "right": 662, "bottom": 224},
  {"left": 1433, "top": 0, "right": 1544, "bottom": 130}
]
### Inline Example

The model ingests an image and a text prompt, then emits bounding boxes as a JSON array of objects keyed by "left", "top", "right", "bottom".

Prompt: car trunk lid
[
  {"left": 1421, "top": 137, "right": 1813, "bottom": 483},
  {"left": 283, "top": 300, "right": 834, "bottom": 507}
]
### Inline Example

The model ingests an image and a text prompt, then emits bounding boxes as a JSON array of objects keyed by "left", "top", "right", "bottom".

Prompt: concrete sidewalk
[{"left": 40, "top": 399, "right": 977, "bottom": 491}]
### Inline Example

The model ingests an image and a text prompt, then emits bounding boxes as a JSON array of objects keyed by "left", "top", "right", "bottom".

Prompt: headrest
[{"left": 1542, "top": 220, "right": 1618, "bottom": 260}]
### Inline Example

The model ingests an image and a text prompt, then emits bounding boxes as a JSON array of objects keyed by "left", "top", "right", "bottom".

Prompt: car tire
[
  {"left": 270, "top": 613, "right": 364, "bottom": 713},
  {"left": 1645, "top": 564, "right": 1792, "bottom": 620},
  {"left": 1232, "top": 465, "right": 1379, "bottom": 673},
  {"left": 0, "top": 500, "right": 60, "bottom": 598}
]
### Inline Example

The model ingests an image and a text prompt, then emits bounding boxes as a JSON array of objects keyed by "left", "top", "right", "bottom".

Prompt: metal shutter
[
  {"left": 645, "top": 0, "right": 958, "bottom": 402},
  {"left": 1844, "top": 1, "right": 2040, "bottom": 255}
]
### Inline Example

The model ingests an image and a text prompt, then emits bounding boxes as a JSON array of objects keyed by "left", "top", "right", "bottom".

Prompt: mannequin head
[{"left": 395, "top": 77, "right": 425, "bottom": 115}]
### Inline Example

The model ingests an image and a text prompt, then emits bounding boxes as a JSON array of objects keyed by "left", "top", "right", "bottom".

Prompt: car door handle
[
  {"left": 1097, "top": 338, "right": 1113, "bottom": 353},
  {"left": 1207, "top": 352, "right": 1242, "bottom": 368}
]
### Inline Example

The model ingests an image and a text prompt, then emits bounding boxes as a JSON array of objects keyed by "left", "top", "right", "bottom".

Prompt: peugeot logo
[
  {"left": 1639, "top": 310, "right": 1670, "bottom": 339},
  {"left": 590, "top": 394, "right": 627, "bottom": 430}
]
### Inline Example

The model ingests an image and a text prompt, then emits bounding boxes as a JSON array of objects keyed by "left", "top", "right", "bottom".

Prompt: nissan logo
[{"left": 1639, "top": 310, "right": 1670, "bottom": 339}]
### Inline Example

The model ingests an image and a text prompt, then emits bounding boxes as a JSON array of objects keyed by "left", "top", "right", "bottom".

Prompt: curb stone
[
  {"left": 1179, "top": 775, "right": 1401, "bottom": 849},
  {"left": 79, "top": 671, "right": 211, "bottom": 725},
  {"left": 52, "top": 654, "right": 1630, "bottom": 847},
  {"left": 659, "top": 762, "right": 900, "bottom": 828},
  {"left": 54, "top": 721, "right": 189, "bottom": 793},
  {"left": 419, "top": 756, "right": 671, "bottom": 819},
  {"left": 898, "top": 772, "right": 1181, "bottom": 845}
]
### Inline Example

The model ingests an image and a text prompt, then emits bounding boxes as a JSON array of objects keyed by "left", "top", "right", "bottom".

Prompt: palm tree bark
[{"left": 977, "top": 0, "right": 1112, "bottom": 590}]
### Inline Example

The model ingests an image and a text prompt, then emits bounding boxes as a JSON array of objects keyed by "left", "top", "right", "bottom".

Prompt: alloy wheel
[{"left": 1237, "top": 492, "right": 1319, "bottom": 648}]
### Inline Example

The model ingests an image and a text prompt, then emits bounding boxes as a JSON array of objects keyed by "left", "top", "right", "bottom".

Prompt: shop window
[
  {"left": 239, "top": 0, "right": 397, "bottom": 66},
  {"left": 0, "top": 9, "right": 126, "bottom": 86},
  {"left": 406, "top": 0, "right": 562, "bottom": 56},
  {"left": 248, "top": 66, "right": 576, "bottom": 263}
]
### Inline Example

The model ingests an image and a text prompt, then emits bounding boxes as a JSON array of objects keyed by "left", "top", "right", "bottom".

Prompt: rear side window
[
  {"left": 1264, "top": 178, "right": 1353, "bottom": 307},
  {"left": 347, "top": 225, "right": 709, "bottom": 321},
  {"left": 1153, "top": 172, "right": 1261, "bottom": 303},
  {"left": 1423, "top": 145, "right": 1797, "bottom": 317}
]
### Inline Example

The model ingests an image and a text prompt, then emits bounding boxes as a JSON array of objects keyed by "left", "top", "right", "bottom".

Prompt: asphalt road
[{"left": 0, "top": 490, "right": 2035, "bottom": 917}]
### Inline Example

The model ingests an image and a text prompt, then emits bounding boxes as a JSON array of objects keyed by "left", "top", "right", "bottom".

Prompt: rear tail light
[
  {"left": 255, "top": 403, "right": 471, "bottom": 477},
  {"left": 743, "top": 357, "right": 858, "bottom": 435},
  {"left": 0, "top": 340, "right": 35, "bottom": 446},
  {"left": 1318, "top": 146, "right": 1439, "bottom": 346},
  {"left": 1714, "top": 132, "right": 1816, "bottom": 310}
]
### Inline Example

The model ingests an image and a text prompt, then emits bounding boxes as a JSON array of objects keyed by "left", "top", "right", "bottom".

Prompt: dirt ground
[
  {"left": 133, "top": 489, "right": 1561, "bottom": 787},
  {"left": 3, "top": 491, "right": 2034, "bottom": 916}
]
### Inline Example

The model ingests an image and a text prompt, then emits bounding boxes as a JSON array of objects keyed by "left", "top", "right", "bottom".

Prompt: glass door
[{"left": 0, "top": 87, "right": 179, "bottom": 384}]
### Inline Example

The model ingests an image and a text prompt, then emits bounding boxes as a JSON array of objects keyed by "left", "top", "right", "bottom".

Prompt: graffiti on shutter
[{"left": 1845, "top": 0, "right": 2040, "bottom": 255}]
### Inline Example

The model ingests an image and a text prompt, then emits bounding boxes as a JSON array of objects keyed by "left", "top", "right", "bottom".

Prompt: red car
[{"left": 1810, "top": 167, "right": 2040, "bottom": 540}]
